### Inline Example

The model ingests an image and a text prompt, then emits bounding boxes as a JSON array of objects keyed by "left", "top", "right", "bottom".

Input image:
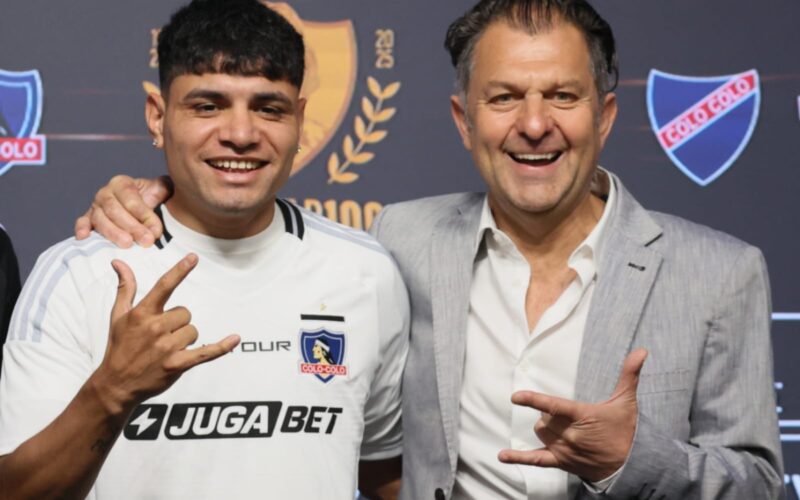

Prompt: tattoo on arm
[{"left": 89, "top": 425, "right": 120, "bottom": 454}]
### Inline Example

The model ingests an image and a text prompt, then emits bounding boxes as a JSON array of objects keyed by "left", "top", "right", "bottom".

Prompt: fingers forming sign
[
  {"left": 93, "top": 254, "right": 240, "bottom": 412},
  {"left": 498, "top": 349, "right": 648, "bottom": 482}
]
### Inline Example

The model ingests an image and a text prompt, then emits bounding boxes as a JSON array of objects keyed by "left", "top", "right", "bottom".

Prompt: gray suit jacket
[{"left": 370, "top": 175, "right": 784, "bottom": 499}]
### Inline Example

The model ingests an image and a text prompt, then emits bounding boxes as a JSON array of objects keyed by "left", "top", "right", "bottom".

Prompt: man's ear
[
  {"left": 145, "top": 91, "right": 166, "bottom": 147},
  {"left": 296, "top": 96, "right": 307, "bottom": 135},
  {"left": 450, "top": 94, "right": 472, "bottom": 151},
  {"left": 597, "top": 91, "right": 618, "bottom": 149}
]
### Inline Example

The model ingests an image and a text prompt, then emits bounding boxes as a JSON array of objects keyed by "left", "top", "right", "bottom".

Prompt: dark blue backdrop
[{"left": 1, "top": 0, "right": 798, "bottom": 494}]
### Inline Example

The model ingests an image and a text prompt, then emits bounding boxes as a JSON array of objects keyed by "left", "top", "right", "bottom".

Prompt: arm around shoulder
[{"left": 74, "top": 175, "right": 172, "bottom": 248}]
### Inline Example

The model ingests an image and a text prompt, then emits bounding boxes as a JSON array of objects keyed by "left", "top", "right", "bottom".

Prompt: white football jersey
[{"left": 0, "top": 200, "right": 409, "bottom": 499}]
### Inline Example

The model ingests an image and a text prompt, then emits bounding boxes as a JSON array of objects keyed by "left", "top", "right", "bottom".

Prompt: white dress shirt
[{"left": 453, "top": 172, "right": 617, "bottom": 499}]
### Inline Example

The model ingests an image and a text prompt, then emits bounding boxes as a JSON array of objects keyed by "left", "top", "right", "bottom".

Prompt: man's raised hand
[
  {"left": 91, "top": 253, "right": 240, "bottom": 413},
  {"left": 498, "top": 349, "right": 648, "bottom": 482},
  {"left": 75, "top": 175, "right": 172, "bottom": 248}
]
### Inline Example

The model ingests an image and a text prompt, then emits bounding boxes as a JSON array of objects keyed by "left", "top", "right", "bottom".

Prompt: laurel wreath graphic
[{"left": 327, "top": 77, "right": 400, "bottom": 184}]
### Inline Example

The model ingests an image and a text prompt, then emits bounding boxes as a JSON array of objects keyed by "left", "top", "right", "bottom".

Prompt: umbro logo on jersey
[
  {"left": 237, "top": 339, "right": 292, "bottom": 353},
  {"left": 124, "top": 402, "right": 343, "bottom": 440}
]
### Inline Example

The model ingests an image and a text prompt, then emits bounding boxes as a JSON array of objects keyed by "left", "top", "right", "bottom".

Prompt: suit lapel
[
  {"left": 568, "top": 176, "right": 663, "bottom": 497},
  {"left": 430, "top": 195, "right": 483, "bottom": 473},
  {"left": 575, "top": 177, "right": 664, "bottom": 403}
]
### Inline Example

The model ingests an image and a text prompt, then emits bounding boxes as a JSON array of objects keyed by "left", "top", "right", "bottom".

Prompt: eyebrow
[
  {"left": 183, "top": 89, "right": 226, "bottom": 101},
  {"left": 251, "top": 91, "right": 293, "bottom": 107},
  {"left": 485, "top": 80, "right": 517, "bottom": 90},
  {"left": 553, "top": 79, "right": 584, "bottom": 89},
  {"left": 182, "top": 89, "right": 294, "bottom": 107},
  {"left": 484, "top": 78, "right": 585, "bottom": 90}
]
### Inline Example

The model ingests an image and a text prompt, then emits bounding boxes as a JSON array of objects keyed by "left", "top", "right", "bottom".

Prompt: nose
[
  {"left": 515, "top": 95, "right": 553, "bottom": 140},
  {"left": 219, "top": 107, "right": 260, "bottom": 151}
]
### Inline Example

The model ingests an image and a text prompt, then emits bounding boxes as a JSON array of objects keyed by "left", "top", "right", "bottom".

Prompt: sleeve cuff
[{"left": 584, "top": 463, "right": 624, "bottom": 493}]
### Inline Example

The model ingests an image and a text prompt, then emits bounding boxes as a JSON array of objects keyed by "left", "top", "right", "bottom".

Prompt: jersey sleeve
[
  {"left": 0, "top": 239, "right": 109, "bottom": 455},
  {"left": 359, "top": 257, "right": 410, "bottom": 461}
]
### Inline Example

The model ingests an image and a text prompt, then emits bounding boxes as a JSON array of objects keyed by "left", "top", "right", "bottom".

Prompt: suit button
[{"left": 435, "top": 488, "right": 445, "bottom": 500}]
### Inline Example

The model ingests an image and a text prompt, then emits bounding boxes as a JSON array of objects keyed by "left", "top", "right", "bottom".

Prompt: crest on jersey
[
  {"left": 647, "top": 69, "right": 760, "bottom": 186},
  {"left": 299, "top": 329, "right": 348, "bottom": 383},
  {"left": 0, "top": 69, "right": 47, "bottom": 176}
]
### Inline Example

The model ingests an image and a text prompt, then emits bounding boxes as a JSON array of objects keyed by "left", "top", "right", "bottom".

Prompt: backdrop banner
[{"left": 1, "top": 1, "right": 798, "bottom": 493}]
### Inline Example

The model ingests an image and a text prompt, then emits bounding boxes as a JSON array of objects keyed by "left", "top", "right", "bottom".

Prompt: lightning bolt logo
[
  {"left": 130, "top": 408, "right": 157, "bottom": 436},
  {"left": 124, "top": 404, "right": 167, "bottom": 441}
]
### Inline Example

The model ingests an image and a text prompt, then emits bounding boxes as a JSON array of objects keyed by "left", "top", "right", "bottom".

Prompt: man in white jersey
[{"left": 0, "top": 1, "right": 408, "bottom": 498}]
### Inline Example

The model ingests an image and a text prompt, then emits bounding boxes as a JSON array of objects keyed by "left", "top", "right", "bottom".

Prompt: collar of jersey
[{"left": 157, "top": 202, "right": 289, "bottom": 271}]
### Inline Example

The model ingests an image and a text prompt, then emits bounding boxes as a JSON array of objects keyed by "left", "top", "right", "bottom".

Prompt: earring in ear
[
  {"left": 297, "top": 145, "right": 302, "bottom": 153},
  {"left": 152, "top": 139, "right": 160, "bottom": 148}
]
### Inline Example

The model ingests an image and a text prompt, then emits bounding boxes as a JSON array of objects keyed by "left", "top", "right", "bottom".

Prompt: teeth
[
  {"left": 512, "top": 152, "right": 558, "bottom": 161},
  {"left": 209, "top": 160, "right": 262, "bottom": 170}
]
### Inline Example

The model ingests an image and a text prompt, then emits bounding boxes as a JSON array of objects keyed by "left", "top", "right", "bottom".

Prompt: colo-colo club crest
[
  {"left": 299, "top": 329, "right": 348, "bottom": 383},
  {"left": 647, "top": 69, "right": 760, "bottom": 186},
  {"left": 0, "top": 69, "right": 47, "bottom": 176}
]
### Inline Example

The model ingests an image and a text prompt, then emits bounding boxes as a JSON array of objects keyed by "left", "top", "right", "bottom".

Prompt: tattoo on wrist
[{"left": 90, "top": 425, "right": 120, "bottom": 454}]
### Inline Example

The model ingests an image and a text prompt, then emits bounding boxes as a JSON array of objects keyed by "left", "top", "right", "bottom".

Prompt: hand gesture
[
  {"left": 498, "top": 349, "right": 648, "bottom": 482},
  {"left": 75, "top": 175, "right": 172, "bottom": 247},
  {"left": 92, "top": 254, "right": 240, "bottom": 413}
]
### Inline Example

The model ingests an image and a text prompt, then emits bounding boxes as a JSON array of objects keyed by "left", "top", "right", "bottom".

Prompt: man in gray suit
[{"left": 76, "top": 0, "right": 783, "bottom": 498}]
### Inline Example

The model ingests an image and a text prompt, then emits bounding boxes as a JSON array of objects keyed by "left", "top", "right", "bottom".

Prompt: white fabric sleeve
[
  {"left": 583, "top": 463, "right": 624, "bottom": 493},
  {"left": 359, "top": 258, "right": 410, "bottom": 461},
  {"left": 0, "top": 240, "right": 105, "bottom": 455}
]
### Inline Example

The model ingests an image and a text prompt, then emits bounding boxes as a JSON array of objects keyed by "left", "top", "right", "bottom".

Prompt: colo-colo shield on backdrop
[
  {"left": 0, "top": 69, "right": 47, "bottom": 177},
  {"left": 647, "top": 69, "right": 760, "bottom": 186}
]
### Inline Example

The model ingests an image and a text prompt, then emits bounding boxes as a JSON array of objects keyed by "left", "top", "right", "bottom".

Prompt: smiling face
[
  {"left": 451, "top": 20, "right": 617, "bottom": 229},
  {"left": 147, "top": 72, "right": 305, "bottom": 238}
]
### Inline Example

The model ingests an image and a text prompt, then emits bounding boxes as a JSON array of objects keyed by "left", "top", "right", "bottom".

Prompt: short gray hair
[{"left": 445, "top": 0, "right": 618, "bottom": 99}]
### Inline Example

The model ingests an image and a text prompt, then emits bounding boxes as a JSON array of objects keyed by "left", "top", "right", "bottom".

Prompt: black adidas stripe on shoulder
[
  {"left": 154, "top": 205, "right": 174, "bottom": 250},
  {"left": 276, "top": 198, "right": 304, "bottom": 240}
]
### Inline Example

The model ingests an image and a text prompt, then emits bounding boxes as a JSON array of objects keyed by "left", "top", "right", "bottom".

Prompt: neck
[
  {"left": 491, "top": 191, "right": 604, "bottom": 273},
  {"left": 165, "top": 196, "right": 276, "bottom": 240}
]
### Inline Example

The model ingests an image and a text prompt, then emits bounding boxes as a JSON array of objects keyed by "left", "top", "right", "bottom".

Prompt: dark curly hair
[{"left": 157, "top": 0, "right": 305, "bottom": 94}]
